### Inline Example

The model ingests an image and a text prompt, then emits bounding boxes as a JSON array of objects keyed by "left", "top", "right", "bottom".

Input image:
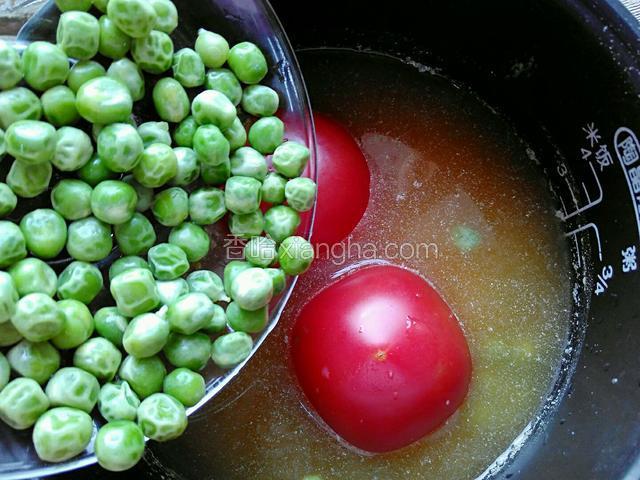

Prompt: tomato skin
[
  {"left": 290, "top": 265, "right": 472, "bottom": 453},
  {"left": 306, "top": 113, "right": 370, "bottom": 246}
]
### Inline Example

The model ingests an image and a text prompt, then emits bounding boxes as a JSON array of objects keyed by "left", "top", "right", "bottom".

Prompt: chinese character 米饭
[
  {"left": 619, "top": 136, "right": 640, "bottom": 166},
  {"left": 622, "top": 245, "right": 637, "bottom": 273}
]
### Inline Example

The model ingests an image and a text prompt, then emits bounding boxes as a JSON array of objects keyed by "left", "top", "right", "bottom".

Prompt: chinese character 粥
[
  {"left": 594, "top": 144, "right": 613, "bottom": 170},
  {"left": 618, "top": 136, "right": 640, "bottom": 166},
  {"left": 622, "top": 245, "right": 637, "bottom": 273}
]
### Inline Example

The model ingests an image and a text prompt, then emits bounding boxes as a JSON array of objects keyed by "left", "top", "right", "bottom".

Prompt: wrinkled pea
[
  {"left": 203, "top": 303, "right": 227, "bottom": 334},
  {"left": 123, "top": 313, "right": 169, "bottom": 358},
  {"left": 98, "top": 381, "right": 140, "bottom": 422},
  {"left": 278, "top": 236, "right": 314, "bottom": 275},
  {"left": 9, "top": 258, "right": 57, "bottom": 297},
  {"left": 0, "top": 378, "right": 49, "bottom": 429},
  {"left": 248, "top": 116, "right": 284, "bottom": 154},
  {"left": 66, "top": 216, "right": 113, "bottom": 262},
  {"left": 230, "top": 146, "right": 268, "bottom": 180},
  {"left": 229, "top": 210, "right": 264, "bottom": 238},
  {"left": 191, "top": 89, "right": 236, "bottom": 130},
  {"left": 186, "top": 270, "right": 228, "bottom": 303},
  {"left": 132, "top": 30, "right": 174, "bottom": 74},
  {"left": 94, "top": 307, "right": 129, "bottom": 347},
  {"left": 172, "top": 48, "right": 205, "bottom": 88},
  {"left": 0, "top": 271, "right": 18, "bottom": 323},
  {"left": 91, "top": 180, "right": 138, "bottom": 225},
  {"left": 5, "top": 120, "right": 56, "bottom": 165},
  {"left": 149, "top": 0, "right": 178, "bottom": 34},
  {"left": 95, "top": 420, "right": 145, "bottom": 472},
  {"left": 229, "top": 267, "right": 273, "bottom": 311},
  {"left": 0, "top": 87, "right": 42, "bottom": 130},
  {"left": 152, "top": 187, "right": 189, "bottom": 227},
  {"left": 264, "top": 205, "right": 300, "bottom": 243},
  {"left": 45, "top": 367, "right": 100, "bottom": 412},
  {"left": 114, "top": 212, "right": 157, "bottom": 256},
  {"left": 7, "top": 160, "right": 52, "bottom": 198},
  {"left": 166, "top": 292, "right": 214, "bottom": 334},
  {"left": 163, "top": 331, "right": 210, "bottom": 371},
  {"left": 53, "top": 126, "right": 93, "bottom": 171},
  {"left": 173, "top": 116, "right": 197, "bottom": 147},
  {"left": 107, "top": 58, "right": 145, "bottom": 101},
  {"left": 223, "top": 260, "right": 252, "bottom": 295},
  {"left": 285, "top": 177, "right": 317, "bottom": 212},
  {"left": 170, "top": 147, "right": 200, "bottom": 186},
  {"left": 272, "top": 141, "right": 310, "bottom": 178},
  {"left": 41, "top": 86, "right": 80, "bottom": 127},
  {"left": 118, "top": 354, "right": 166, "bottom": 399},
  {"left": 108, "top": 256, "right": 148, "bottom": 281},
  {"left": 74, "top": 337, "right": 123, "bottom": 381},
  {"left": 67, "top": 60, "right": 106, "bottom": 93},
  {"left": 110, "top": 268, "right": 160, "bottom": 317},
  {"left": 57, "top": 261, "right": 104, "bottom": 304},
  {"left": 200, "top": 159, "right": 231, "bottom": 186},
  {"left": 205, "top": 68, "right": 242, "bottom": 106},
  {"left": 133, "top": 143, "right": 178, "bottom": 188},
  {"left": 57, "top": 11, "right": 100, "bottom": 60},
  {"left": 211, "top": 331, "right": 253, "bottom": 369},
  {"left": 107, "top": 0, "right": 157, "bottom": 38},
  {"left": 224, "top": 175, "right": 262, "bottom": 215},
  {"left": 0, "top": 221, "right": 26, "bottom": 267},
  {"left": 51, "top": 179, "right": 93, "bottom": 220},
  {"left": 168, "top": 222, "right": 210, "bottom": 263},
  {"left": 193, "top": 124, "right": 230, "bottom": 166},
  {"left": 189, "top": 185, "right": 229, "bottom": 226},
  {"left": 22, "top": 42, "right": 70, "bottom": 91},
  {"left": 223, "top": 117, "right": 248, "bottom": 151},
  {"left": 32, "top": 407, "right": 93, "bottom": 463},
  {"left": 148, "top": 243, "right": 189, "bottom": 281},
  {"left": 12, "top": 293, "right": 64, "bottom": 342},
  {"left": 98, "top": 15, "right": 131, "bottom": 60},
  {"left": 0, "top": 183, "right": 16, "bottom": 219},
  {"left": 0, "top": 321, "right": 22, "bottom": 347},
  {"left": 7, "top": 340, "right": 60, "bottom": 385},
  {"left": 241, "top": 85, "right": 279, "bottom": 117},
  {"left": 98, "top": 122, "right": 144, "bottom": 173},
  {"left": 0, "top": 40, "right": 23, "bottom": 90},
  {"left": 138, "top": 121, "right": 171, "bottom": 147},
  {"left": 261, "top": 172, "right": 287, "bottom": 204},
  {"left": 123, "top": 175, "right": 154, "bottom": 212},
  {"left": 51, "top": 300, "right": 94, "bottom": 350},
  {"left": 137, "top": 392, "right": 187, "bottom": 441},
  {"left": 244, "top": 236, "right": 277, "bottom": 268},
  {"left": 156, "top": 278, "right": 189, "bottom": 306},
  {"left": 76, "top": 76, "right": 133, "bottom": 124}
]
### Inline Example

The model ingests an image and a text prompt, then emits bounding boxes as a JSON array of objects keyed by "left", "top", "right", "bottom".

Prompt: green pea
[
  {"left": 20, "top": 208, "right": 67, "bottom": 260},
  {"left": 98, "top": 382, "right": 140, "bottom": 422},
  {"left": 45, "top": 367, "right": 99, "bottom": 412},
  {"left": 188, "top": 187, "right": 226, "bottom": 225},
  {"left": 0, "top": 221, "right": 26, "bottom": 267},
  {"left": 241, "top": 85, "right": 279, "bottom": 117},
  {"left": 149, "top": 0, "right": 178, "bottom": 34},
  {"left": 109, "top": 255, "right": 150, "bottom": 281},
  {"left": 172, "top": 48, "right": 205, "bottom": 88},
  {"left": 153, "top": 77, "right": 190, "bottom": 123},
  {"left": 7, "top": 160, "right": 51, "bottom": 198},
  {"left": 107, "top": 58, "right": 145, "bottom": 101},
  {"left": 285, "top": 177, "right": 317, "bottom": 212},
  {"left": 67, "top": 60, "right": 106, "bottom": 93},
  {"left": 123, "top": 312, "right": 169, "bottom": 358},
  {"left": 224, "top": 176, "right": 262, "bottom": 215},
  {"left": 7, "top": 340, "right": 60, "bottom": 385},
  {"left": 0, "top": 378, "right": 49, "bottom": 429},
  {"left": 98, "top": 123, "right": 143, "bottom": 173},
  {"left": 138, "top": 121, "right": 171, "bottom": 147},
  {"left": 166, "top": 292, "right": 214, "bottom": 334},
  {"left": 98, "top": 15, "right": 131, "bottom": 59},
  {"left": 107, "top": 0, "right": 157, "bottom": 38},
  {"left": 173, "top": 116, "right": 197, "bottom": 147},
  {"left": 200, "top": 159, "right": 231, "bottom": 186},
  {"left": 132, "top": 30, "right": 174, "bottom": 74},
  {"left": 223, "top": 117, "right": 247, "bottom": 151},
  {"left": 230, "top": 146, "right": 268, "bottom": 180},
  {"left": 0, "top": 352, "right": 8, "bottom": 391},
  {"left": 0, "top": 321, "right": 22, "bottom": 347},
  {"left": 67, "top": 216, "right": 113, "bottom": 262},
  {"left": 57, "top": 261, "right": 104, "bottom": 304},
  {"left": 227, "top": 42, "right": 268, "bottom": 85},
  {"left": 265, "top": 267, "right": 286, "bottom": 295},
  {"left": 12, "top": 293, "right": 64, "bottom": 342},
  {"left": 204, "top": 304, "right": 227, "bottom": 334},
  {"left": 170, "top": 147, "right": 200, "bottom": 186},
  {"left": 123, "top": 175, "right": 154, "bottom": 212},
  {"left": 204, "top": 68, "right": 242, "bottom": 106},
  {"left": 211, "top": 331, "right": 253, "bottom": 369},
  {"left": 223, "top": 260, "right": 252, "bottom": 296},
  {"left": 186, "top": 270, "right": 227, "bottom": 303},
  {"left": 193, "top": 124, "right": 230, "bottom": 167},
  {"left": 195, "top": 29, "right": 229, "bottom": 69},
  {"left": 272, "top": 141, "right": 311, "bottom": 178},
  {"left": 229, "top": 267, "right": 273, "bottom": 311},
  {"left": 229, "top": 211, "right": 265, "bottom": 238},
  {"left": 248, "top": 116, "right": 284, "bottom": 154},
  {"left": 163, "top": 368, "right": 205, "bottom": 407},
  {"left": 115, "top": 214, "right": 156, "bottom": 258},
  {"left": 91, "top": 180, "right": 138, "bottom": 225},
  {"left": 110, "top": 268, "right": 160, "bottom": 317},
  {"left": 5, "top": 120, "right": 56, "bottom": 165},
  {"left": 51, "top": 179, "right": 92, "bottom": 220},
  {"left": 0, "top": 40, "right": 23, "bottom": 90},
  {"left": 57, "top": 11, "right": 100, "bottom": 60},
  {"left": 163, "top": 332, "right": 210, "bottom": 371},
  {"left": 76, "top": 76, "right": 133, "bottom": 124},
  {"left": 0, "top": 183, "right": 15, "bottom": 219},
  {"left": 33, "top": 407, "right": 93, "bottom": 463},
  {"left": 264, "top": 205, "right": 300, "bottom": 243},
  {"left": 22, "top": 42, "right": 70, "bottom": 91},
  {"left": 55, "top": 0, "right": 92, "bottom": 11},
  {"left": 156, "top": 278, "right": 189, "bottom": 306},
  {"left": 0, "top": 271, "right": 18, "bottom": 323},
  {"left": 133, "top": 143, "right": 178, "bottom": 188},
  {"left": 93, "top": 0, "right": 109, "bottom": 12},
  {"left": 261, "top": 172, "right": 286, "bottom": 204},
  {"left": 118, "top": 354, "right": 166, "bottom": 399},
  {"left": 51, "top": 299, "right": 94, "bottom": 349},
  {"left": 95, "top": 420, "right": 145, "bottom": 472},
  {"left": 152, "top": 187, "right": 189, "bottom": 227},
  {"left": 278, "top": 236, "right": 314, "bottom": 275},
  {"left": 148, "top": 243, "right": 189, "bottom": 281},
  {"left": 244, "top": 236, "right": 277, "bottom": 268},
  {"left": 191, "top": 90, "right": 236, "bottom": 130},
  {"left": 94, "top": 306, "right": 129, "bottom": 347},
  {"left": 0, "top": 87, "right": 42, "bottom": 130},
  {"left": 41, "top": 86, "right": 79, "bottom": 126},
  {"left": 137, "top": 392, "right": 187, "bottom": 441},
  {"left": 73, "top": 337, "right": 122, "bottom": 381},
  {"left": 53, "top": 126, "right": 93, "bottom": 171},
  {"left": 77, "top": 154, "right": 118, "bottom": 186},
  {"left": 9, "top": 258, "right": 57, "bottom": 297},
  {"left": 226, "top": 301, "right": 268, "bottom": 333},
  {"left": 168, "top": 222, "right": 210, "bottom": 263}
]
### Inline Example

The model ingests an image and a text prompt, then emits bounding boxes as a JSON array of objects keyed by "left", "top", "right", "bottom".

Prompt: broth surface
[{"left": 153, "top": 49, "right": 571, "bottom": 480}]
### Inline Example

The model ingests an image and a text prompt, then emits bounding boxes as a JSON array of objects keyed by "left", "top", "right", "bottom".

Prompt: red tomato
[
  {"left": 290, "top": 265, "right": 472, "bottom": 453},
  {"left": 305, "top": 113, "right": 370, "bottom": 246}
]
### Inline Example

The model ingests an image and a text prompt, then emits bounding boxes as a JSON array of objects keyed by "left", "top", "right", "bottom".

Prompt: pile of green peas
[{"left": 0, "top": 0, "right": 316, "bottom": 472}]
